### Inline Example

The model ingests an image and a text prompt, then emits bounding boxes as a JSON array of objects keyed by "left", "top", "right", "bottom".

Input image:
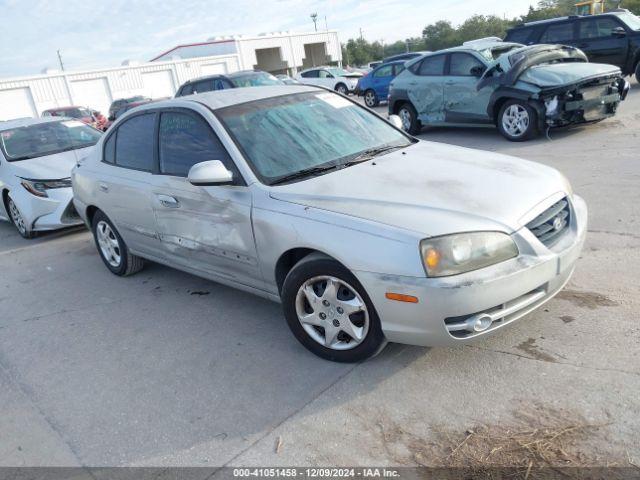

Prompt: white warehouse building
[{"left": 0, "top": 30, "right": 342, "bottom": 121}]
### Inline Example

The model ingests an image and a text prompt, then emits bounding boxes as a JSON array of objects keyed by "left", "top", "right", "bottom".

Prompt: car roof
[
  {"left": 138, "top": 85, "right": 321, "bottom": 112},
  {"left": 227, "top": 70, "right": 269, "bottom": 78},
  {"left": 0, "top": 116, "right": 69, "bottom": 131},
  {"left": 182, "top": 74, "right": 229, "bottom": 85},
  {"left": 425, "top": 39, "right": 522, "bottom": 55},
  {"left": 43, "top": 106, "right": 85, "bottom": 111},
  {"left": 514, "top": 10, "right": 630, "bottom": 28}
]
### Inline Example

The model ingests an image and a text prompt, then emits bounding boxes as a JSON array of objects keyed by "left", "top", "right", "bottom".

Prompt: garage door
[
  {"left": 0, "top": 87, "right": 37, "bottom": 121},
  {"left": 142, "top": 70, "right": 175, "bottom": 99},
  {"left": 201, "top": 63, "right": 227, "bottom": 76},
  {"left": 71, "top": 78, "right": 112, "bottom": 116}
]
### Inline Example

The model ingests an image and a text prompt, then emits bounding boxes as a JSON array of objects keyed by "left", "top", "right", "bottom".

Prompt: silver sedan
[{"left": 71, "top": 85, "right": 586, "bottom": 362}]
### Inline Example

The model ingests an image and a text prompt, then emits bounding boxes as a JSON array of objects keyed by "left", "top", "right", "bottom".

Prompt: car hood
[
  {"left": 269, "top": 141, "right": 569, "bottom": 237},
  {"left": 519, "top": 62, "right": 621, "bottom": 88},
  {"left": 8, "top": 147, "right": 93, "bottom": 180}
]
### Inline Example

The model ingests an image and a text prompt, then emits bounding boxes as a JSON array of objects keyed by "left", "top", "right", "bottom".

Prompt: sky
[{"left": 0, "top": 0, "right": 537, "bottom": 78}]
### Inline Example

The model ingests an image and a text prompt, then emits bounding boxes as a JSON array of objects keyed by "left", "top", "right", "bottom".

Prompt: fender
[
  {"left": 487, "top": 87, "right": 546, "bottom": 132},
  {"left": 387, "top": 89, "right": 411, "bottom": 116}
]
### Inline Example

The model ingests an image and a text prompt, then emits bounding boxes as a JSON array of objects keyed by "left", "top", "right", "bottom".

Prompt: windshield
[
  {"left": 231, "top": 72, "right": 282, "bottom": 87},
  {"left": 216, "top": 91, "right": 412, "bottom": 184},
  {"left": 0, "top": 120, "right": 102, "bottom": 161},
  {"left": 617, "top": 12, "right": 640, "bottom": 30}
]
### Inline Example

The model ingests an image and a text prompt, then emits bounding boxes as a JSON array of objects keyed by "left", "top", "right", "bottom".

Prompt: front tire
[
  {"left": 635, "top": 62, "right": 640, "bottom": 84},
  {"left": 497, "top": 99, "right": 538, "bottom": 142},
  {"left": 397, "top": 102, "right": 421, "bottom": 135},
  {"left": 364, "top": 89, "right": 379, "bottom": 108},
  {"left": 92, "top": 210, "right": 144, "bottom": 276},
  {"left": 335, "top": 83, "right": 349, "bottom": 95},
  {"left": 281, "top": 254, "right": 386, "bottom": 362},
  {"left": 7, "top": 196, "right": 34, "bottom": 239}
]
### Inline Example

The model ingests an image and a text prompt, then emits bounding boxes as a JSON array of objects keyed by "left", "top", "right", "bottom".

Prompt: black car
[
  {"left": 175, "top": 70, "right": 283, "bottom": 97},
  {"left": 505, "top": 9, "right": 640, "bottom": 81},
  {"left": 382, "top": 51, "right": 429, "bottom": 64},
  {"left": 107, "top": 96, "right": 150, "bottom": 120}
]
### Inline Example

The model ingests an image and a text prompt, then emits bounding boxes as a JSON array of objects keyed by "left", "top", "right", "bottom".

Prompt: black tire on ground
[
  {"left": 497, "top": 99, "right": 539, "bottom": 142},
  {"left": 335, "top": 83, "right": 349, "bottom": 95},
  {"left": 397, "top": 102, "right": 421, "bottom": 135},
  {"left": 7, "top": 195, "right": 35, "bottom": 239},
  {"left": 281, "top": 254, "right": 387, "bottom": 363},
  {"left": 91, "top": 210, "right": 144, "bottom": 276},
  {"left": 635, "top": 62, "right": 640, "bottom": 84},
  {"left": 364, "top": 89, "right": 379, "bottom": 108}
]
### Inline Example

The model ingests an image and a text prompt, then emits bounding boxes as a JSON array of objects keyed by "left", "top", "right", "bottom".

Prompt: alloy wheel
[
  {"left": 336, "top": 84, "right": 348, "bottom": 95},
  {"left": 8, "top": 198, "right": 27, "bottom": 236},
  {"left": 399, "top": 108, "right": 412, "bottom": 131},
  {"left": 96, "top": 220, "right": 122, "bottom": 268},
  {"left": 295, "top": 276, "right": 369, "bottom": 351},
  {"left": 365, "top": 91, "right": 377, "bottom": 107},
  {"left": 502, "top": 104, "right": 530, "bottom": 138}
]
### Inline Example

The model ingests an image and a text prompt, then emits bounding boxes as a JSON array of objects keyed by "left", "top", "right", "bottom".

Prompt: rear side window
[
  {"left": 179, "top": 84, "right": 194, "bottom": 96},
  {"left": 417, "top": 55, "right": 446, "bottom": 76},
  {"left": 540, "top": 22, "right": 575, "bottom": 42},
  {"left": 449, "top": 53, "right": 485, "bottom": 76},
  {"left": 507, "top": 28, "right": 534, "bottom": 44},
  {"left": 192, "top": 80, "right": 213, "bottom": 94},
  {"left": 393, "top": 64, "right": 405, "bottom": 76},
  {"left": 301, "top": 70, "right": 319, "bottom": 78},
  {"left": 114, "top": 113, "right": 155, "bottom": 171},
  {"left": 159, "top": 112, "right": 232, "bottom": 177},
  {"left": 213, "top": 79, "right": 231, "bottom": 90},
  {"left": 103, "top": 133, "right": 116, "bottom": 164}
]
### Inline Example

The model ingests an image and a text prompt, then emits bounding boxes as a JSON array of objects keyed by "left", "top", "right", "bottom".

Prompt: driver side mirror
[
  {"left": 612, "top": 26, "right": 627, "bottom": 37},
  {"left": 188, "top": 160, "right": 234, "bottom": 186},
  {"left": 470, "top": 65, "right": 486, "bottom": 77}
]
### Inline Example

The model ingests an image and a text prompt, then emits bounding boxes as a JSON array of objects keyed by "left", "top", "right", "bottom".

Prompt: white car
[
  {"left": 296, "top": 67, "right": 362, "bottom": 95},
  {"left": 0, "top": 117, "right": 102, "bottom": 238}
]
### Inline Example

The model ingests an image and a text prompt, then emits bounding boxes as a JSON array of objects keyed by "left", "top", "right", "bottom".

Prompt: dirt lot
[{"left": 0, "top": 83, "right": 638, "bottom": 470}]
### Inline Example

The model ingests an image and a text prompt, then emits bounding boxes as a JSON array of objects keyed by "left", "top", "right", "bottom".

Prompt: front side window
[
  {"left": 507, "top": 28, "right": 534, "bottom": 44},
  {"left": 159, "top": 112, "right": 231, "bottom": 177},
  {"left": 540, "top": 22, "right": 575, "bottom": 42},
  {"left": 373, "top": 65, "right": 394, "bottom": 77},
  {"left": 103, "top": 133, "right": 116, "bottom": 164},
  {"left": 114, "top": 113, "right": 155, "bottom": 171},
  {"left": 579, "top": 17, "right": 622, "bottom": 38},
  {"left": 418, "top": 55, "right": 446, "bottom": 76},
  {"left": 193, "top": 80, "right": 213, "bottom": 93},
  {"left": 0, "top": 120, "right": 102, "bottom": 162},
  {"left": 216, "top": 92, "right": 412, "bottom": 184},
  {"left": 449, "top": 53, "right": 485, "bottom": 76},
  {"left": 318, "top": 70, "right": 334, "bottom": 79}
]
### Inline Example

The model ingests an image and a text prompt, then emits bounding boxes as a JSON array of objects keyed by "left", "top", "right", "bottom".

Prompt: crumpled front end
[{"left": 539, "top": 75, "right": 630, "bottom": 128}]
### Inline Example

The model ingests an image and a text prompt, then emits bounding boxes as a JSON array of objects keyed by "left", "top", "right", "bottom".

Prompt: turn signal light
[{"left": 385, "top": 292, "right": 419, "bottom": 304}]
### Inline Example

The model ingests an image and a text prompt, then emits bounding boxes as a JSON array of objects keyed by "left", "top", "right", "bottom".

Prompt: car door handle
[
  {"left": 99, "top": 182, "right": 109, "bottom": 193},
  {"left": 445, "top": 81, "right": 455, "bottom": 86},
  {"left": 157, "top": 195, "right": 180, "bottom": 208}
]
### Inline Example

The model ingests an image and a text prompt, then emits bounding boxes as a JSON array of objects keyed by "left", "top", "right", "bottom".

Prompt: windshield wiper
[
  {"left": 271, "top": 164, "right": 341, "bottom": 185},
  {"left": 343, "top": 144, "right": 407, "bottom": 166}
]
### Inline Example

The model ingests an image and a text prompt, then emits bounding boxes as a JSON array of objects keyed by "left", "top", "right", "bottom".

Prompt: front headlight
[
  {"left": 20, "top": 177, "right": 72, "bottom": 198},
  {"left": 420, "top": 232, "right": 518, "bottom": 277}
]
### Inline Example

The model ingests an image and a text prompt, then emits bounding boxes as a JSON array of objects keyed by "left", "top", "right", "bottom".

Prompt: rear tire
[
  {"left": 7, "top": 195, "right": 34, "bottom": 239},
  {"left": 635, "top": 62, "right": 640, "bottom": 84},
  {"left": 281, "top": 254, "right": 386, "bottom": 362},
  {"left": 91, "top": 210, "right": 144, "bottom": 276},
  {"left": 497, "top": 99, "right": 538, "bottom": 142},
  {"left": 397, "top": 102, "right": 421, "bottom": 135},
  {"left": 335, "top": 83, "right": 349, "bottom": 95},
  {"left": 364, "top": 89, "right": 379, "bottom": 108}
]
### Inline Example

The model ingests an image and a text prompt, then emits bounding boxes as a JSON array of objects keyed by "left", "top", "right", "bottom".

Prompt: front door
[
  {"left": 149, "top": 109, "right": 262, "bottom": 289},
  {"left": 576, "top": 17, "right": 629, "bottom": 66},
  {"left": 443, "top": 53, "right": 493, "bottom": 124}
]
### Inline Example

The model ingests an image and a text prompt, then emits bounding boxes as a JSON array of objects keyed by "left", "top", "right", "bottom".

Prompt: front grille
[{"left": 526, "top": 198, "right": 570, "bottom": 247}]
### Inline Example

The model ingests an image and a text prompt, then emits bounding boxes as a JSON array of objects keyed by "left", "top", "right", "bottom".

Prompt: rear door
[
  {"left": 408, "top": 54, "right": 446, "bottom": 123},
  {"left": 148, "top": 108, "right": 262, "bottom": 288},
  {"left": 443, "top": 52, "right": 492, "bottom": 124},
  {"left": 576, "top": 16, "right": 628, "bottom": 66},
  {"left": 539, "top": 20, "right": 577, "bottom": 47},
  {"left": 97, "top": 112, "right": 162, "bottom": 257}
]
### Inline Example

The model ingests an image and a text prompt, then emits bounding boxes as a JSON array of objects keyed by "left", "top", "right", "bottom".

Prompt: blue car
[{"left": 357, "top": 60, "right": 407, "bottom": 108}]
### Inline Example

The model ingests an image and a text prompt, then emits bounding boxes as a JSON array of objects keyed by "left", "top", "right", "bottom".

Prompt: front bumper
[
  {"left": 11, "top": 186, "right": 83, "bottom": 232},
  {"left": 355, "top": 194, "right": 587, "bottom": 347}
]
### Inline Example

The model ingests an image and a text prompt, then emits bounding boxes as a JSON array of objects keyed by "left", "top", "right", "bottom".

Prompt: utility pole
[
  {"left": 359, "top": 28, "right": 364, "bottom": 41},
  {"left": 57, "top": 49, "right": 65, "bottom": 71},
  {"left": 310, "top": 12, "right": 318, "bottom": 32}
]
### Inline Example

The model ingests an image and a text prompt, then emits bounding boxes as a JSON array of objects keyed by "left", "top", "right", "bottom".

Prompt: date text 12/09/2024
[{"left": 232, "top": 468, "right": 400, "bottom": 478}]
